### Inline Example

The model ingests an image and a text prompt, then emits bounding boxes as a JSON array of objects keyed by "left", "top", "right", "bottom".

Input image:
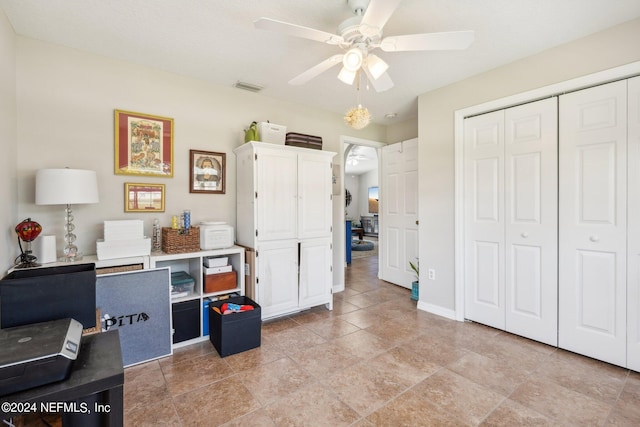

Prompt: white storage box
[
  {"left": 199, "top": 222, "right": 234, "bottom": 250},
  {"left": 96, "top": 237, "right": 151, "bottom": 260},
  {"left": 204, "top": 256, "right": 228, "bottom": 268},
  {"left": 257, "top": 122, "right": 286, "bottom": 145},
  {"left": 204, "top": 265, "right": 232, "bottom": 275}
]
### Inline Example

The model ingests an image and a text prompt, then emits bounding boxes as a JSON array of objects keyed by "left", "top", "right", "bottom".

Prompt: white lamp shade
[
  {"left": 338, "top": 67, "right": 357, "bottom": 85},
  {"left": 367, "top": 54, "right": 389, "bottom": 80},
  {"left": 36, "top": 169, "right": 99, "bottom": 205}
]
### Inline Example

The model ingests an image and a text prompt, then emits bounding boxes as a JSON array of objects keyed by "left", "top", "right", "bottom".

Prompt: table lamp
[{"left": 35, "top": 168, "right": 99, "bottom": 262}]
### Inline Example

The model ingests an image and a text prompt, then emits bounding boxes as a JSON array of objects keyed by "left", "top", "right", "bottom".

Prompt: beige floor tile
[
  {"left": 366, "top": 389, "right": 468, "bottom": 426},
  {"left": 411, "top": 369, "right": 505, "bottom": 425},
  {"left": 124, "top": 397, "right": 182, "bottom": 426},
  {"left": 447, "top": 351, "right": 531, "bottom": 396},
  {"left": 221, "top": 409, "right": 277, "bottom": 427},
  {"left": 302, "top": 316, "right": 361, "bottom": 339},
  {"left": 266, "top": 325, "right": 326, "bottom": 355},
  {"left": 404, "top": 333, "right": 469, "bottom": 366},
  {"left": 160, "top": 350, "right": 231, "bottom": 396},
  {"left": 479, "top": 399, "right": 554, "bottom": 426},
  {"left": 222, "top": 341, "right": 285, "bottom": 372},
  {"left": 239, "top": 357, "right": 314, "bottom": 405},
  {"left": 124, "top": 364, "right": 171, "bottom": 413},
  {"left": 290, "top": 341, "right": 363, "bottom": 378},
  {"left": 536, "top": 349, "right": 628, "bottom": 405},
  {"left": 613, "top": 371, "right": 640, "bottom": 420},
  {"left": 332, "top": 329, "right": 394, "bottom": 360},
  {"left": 173, "top": 375, "right": 260, "bottom": 426},
  {"left": 264, "top": 382, "right": 360, "bottom": 427},
  {"left": 510, "top": 376, "right": 612, "bottom": 425}
]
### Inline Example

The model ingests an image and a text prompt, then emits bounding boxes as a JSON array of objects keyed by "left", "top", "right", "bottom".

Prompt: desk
[{"left": 1, "top": 330, "right": 124, "bottom": 427}]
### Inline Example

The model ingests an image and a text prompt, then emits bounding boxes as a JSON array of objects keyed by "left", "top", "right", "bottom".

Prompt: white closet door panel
[
  {"left": 298, "top": 154, "right": 332, "bottom": 239},
  {"left": 256, "top": 150, "right": 297, "bottom": 241},
  {"left": 464, "top": 111, "right": 505, "bottom": 329},
  {"left": 505, "top": 98, "right": 558, "bottom": 346},
  {"left": 628, "top": 76, "right": 640, "bottom": 371},
  {"left": 559, "top": 80, "right": 627, "bottom": 367}
]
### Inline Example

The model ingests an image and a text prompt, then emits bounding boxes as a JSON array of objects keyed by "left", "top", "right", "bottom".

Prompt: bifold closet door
[
  {"left": 464, "top": 110, "right": 506, "bottom": 330},
  {"left": 504, "top": 98, "right": 558, "bottom": 346},
  {"left": 628, "top": 75, "right": 640, "bottom": 372},
  {"left": 464, "top": 98, "right": 557, "bottom": 345},
  {"left": 559, "top": 80, "right": 628, "bottom": 367}
]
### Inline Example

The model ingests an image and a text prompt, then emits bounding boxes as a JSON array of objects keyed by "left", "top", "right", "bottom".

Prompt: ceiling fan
[{"left": 255, "top": 0, "right": 474, "bottom": 92}]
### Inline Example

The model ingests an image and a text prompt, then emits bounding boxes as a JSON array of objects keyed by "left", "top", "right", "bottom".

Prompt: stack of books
[{"left": 96, "top": 220, "right": 151, "bottom": 260}]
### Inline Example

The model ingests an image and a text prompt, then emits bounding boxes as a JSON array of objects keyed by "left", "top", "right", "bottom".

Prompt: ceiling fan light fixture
[
  {"left": 338, "top": 67, "right": 357, "bottom": 85},
  {"left": 366, "top": 54, "right": 388, "bottom": 80},
  {"left": 342, "top": 47, "right": 364, "bottom": 72}
]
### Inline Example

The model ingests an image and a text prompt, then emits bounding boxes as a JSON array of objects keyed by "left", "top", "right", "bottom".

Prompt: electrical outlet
[{"left": 428, "top": 268, "right": 436, "bottom": 280}]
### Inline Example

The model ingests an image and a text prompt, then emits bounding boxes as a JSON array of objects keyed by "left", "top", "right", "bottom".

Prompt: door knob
[
  {"left": 590, "top": 235, "right": 600, "bottom": 242},
  {"left": 521, "top": 232, "right": 529, "bottom": 238}
]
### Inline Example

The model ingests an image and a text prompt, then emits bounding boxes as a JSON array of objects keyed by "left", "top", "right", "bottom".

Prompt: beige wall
[
  {"left": 14, "top": 37, "right": 387, "bottom": 269},
  {"left": 418, "top": 18, "right": 640, "bottom": 312},
  {"left": 386, "top": 117, "right": 418, "bottom": 144},
  {"left": 0, "top": 9, "right": 16, "bottom": 272}
]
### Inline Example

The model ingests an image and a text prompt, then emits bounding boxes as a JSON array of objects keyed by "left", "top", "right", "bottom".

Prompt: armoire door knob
[
  {"left": 590, "top": 235, "right": 600, "bottom": 242},
  {"left": 521, "top": 232, "right": 529, "bottom": 238}
]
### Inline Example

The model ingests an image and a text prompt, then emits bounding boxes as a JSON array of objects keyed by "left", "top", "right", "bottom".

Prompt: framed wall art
[
  {"left": 190, "top": 149, "right": 225, "bottom": 194},
  {"left": 115, "top": 110, "right": 174, "bottom": 177},
  {"left": 124, "top": 183, "right": 165, "bottom": 212}
]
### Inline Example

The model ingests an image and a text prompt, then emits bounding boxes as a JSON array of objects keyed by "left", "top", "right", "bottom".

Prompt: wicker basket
[{"left": 162, "top": 227, "right": 200, "bottom": 254}]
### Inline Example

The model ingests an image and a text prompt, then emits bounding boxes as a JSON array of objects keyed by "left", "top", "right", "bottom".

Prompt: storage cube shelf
[{"left": 149, "top": 246, "right": 245, "bottom": 348}]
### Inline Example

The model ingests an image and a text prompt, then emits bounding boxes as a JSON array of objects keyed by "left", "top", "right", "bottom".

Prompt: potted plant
[{"left": 410, "top": 259, "right": 419, "bottom": 301}]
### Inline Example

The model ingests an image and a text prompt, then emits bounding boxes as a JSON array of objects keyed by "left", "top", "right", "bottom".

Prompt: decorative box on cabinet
[{"left": 234, "top": 142, "right": 336, "bottom": 319}]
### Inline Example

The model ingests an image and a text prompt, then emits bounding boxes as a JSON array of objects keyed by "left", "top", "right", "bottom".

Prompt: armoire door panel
[
  {"left": 559, "top": 79, "right": 627, "bottom": 367},
  {"left": 298, "top": 154, "right": 332, "bottom": 239},
  {"left": 628, "top": 75, "right": 640, "bottom": 371}
]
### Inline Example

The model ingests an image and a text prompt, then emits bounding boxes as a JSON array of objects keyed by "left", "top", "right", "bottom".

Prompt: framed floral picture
[
  {"left": 189, "top": 150, "right": 225, "bottom": 194},
  {"left": 114, "top": 110, "right": 174, "bottom": 177},
  {"left": 124, "top": 183, "right": 165, "bottom": 212}
]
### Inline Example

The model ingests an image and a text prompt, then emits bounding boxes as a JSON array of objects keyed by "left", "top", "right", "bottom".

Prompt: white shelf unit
[{"left": 149, "top": 246, "right": 245, "bottom": 348}]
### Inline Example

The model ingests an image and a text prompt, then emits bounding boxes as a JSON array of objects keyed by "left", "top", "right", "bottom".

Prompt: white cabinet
[{"left": 235, "top": 142, "right": 335, "bottom": 319}]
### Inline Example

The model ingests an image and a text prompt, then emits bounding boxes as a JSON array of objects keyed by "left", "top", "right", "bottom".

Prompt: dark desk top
[{"left": 1, "top": 330, "right": 123, "bottom": 405}]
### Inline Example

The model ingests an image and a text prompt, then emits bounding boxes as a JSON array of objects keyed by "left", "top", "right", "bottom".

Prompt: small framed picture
[
  {"left": 124, "top": 183, "right": 166, "bottom": 212},
  {"left": 190, "top": 150, "right": 225, "bottom": 194},
  {"left": 114, "top": 110, "right": 174, "bottom": 177}
]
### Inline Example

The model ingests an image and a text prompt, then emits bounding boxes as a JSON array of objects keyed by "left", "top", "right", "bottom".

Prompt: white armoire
[
  {"left": 463, "top": 76, "right": 640, "bottom": 370},
  {"left": 234, "top": 142, "right": 336, "bottom": 320}
]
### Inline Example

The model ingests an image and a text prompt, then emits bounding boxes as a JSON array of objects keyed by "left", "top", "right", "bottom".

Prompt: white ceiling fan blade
[
  {"left": 360, "top": 0, "right": 403, "bottom": 33},
  {"left": 255, "top": 18, "right": 344, "bottom": 45},
  {"left": 289, "top": 54, "right": 343, "bottom": 85},
  {"left": 380, "top": 30, "right": 475, "bottom": 52},
  {"left": 363, "top": 65, "right": 394, "bottom": 92}
]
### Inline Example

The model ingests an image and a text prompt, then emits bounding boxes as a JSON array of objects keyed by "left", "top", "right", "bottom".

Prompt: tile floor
[{"left": 124, "top": 255, "right": 640, "bottom": 426}]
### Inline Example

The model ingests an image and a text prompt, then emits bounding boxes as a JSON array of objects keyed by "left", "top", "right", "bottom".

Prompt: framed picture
[
  {"left": 189, "top": 150, "right": 226, "bottom": 194},
  {"left": 124, "top": 183, "right": 165, "bottom": 212},
  {"left": 114, "top": 110, "right": 174, "bottom": 177}
]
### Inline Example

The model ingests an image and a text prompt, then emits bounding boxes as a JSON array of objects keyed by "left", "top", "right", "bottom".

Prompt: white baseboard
[{"left": 417, "top": 301, "right": 459, "bottom": 321}]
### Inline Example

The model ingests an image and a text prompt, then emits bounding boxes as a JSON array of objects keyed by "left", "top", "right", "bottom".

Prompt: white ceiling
[{"left": 2, "top": 0, "right": 640, "bottom": 125}]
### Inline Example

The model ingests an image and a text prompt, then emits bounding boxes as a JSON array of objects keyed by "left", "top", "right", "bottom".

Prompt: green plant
[{"left": 409, "top": 259, "right": 419, "bottom": 281}]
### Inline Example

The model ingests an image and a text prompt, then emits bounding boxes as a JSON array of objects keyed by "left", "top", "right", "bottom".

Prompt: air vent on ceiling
[{"left": 234, "top": 81, "right": 264, "bottom": 93}]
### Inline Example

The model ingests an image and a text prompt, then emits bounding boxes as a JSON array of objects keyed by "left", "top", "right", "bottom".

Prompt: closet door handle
[
  {"left": 589, "top": 235, "right": 600, "bottom": 242},
  {"left": 521, "top": 232, "right": 529, "bottom": 238}
]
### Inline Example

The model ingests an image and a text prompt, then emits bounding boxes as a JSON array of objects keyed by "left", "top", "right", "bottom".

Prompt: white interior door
[
  {"left": 504, "top": 98, "right": 558, "bottom": 346},
  {"left": 380, "top": 138, "right": 419, "bottom": 288},
  {"left": 464, "top": 111, "right": 506, "bottom": 330},
  {"left": 628, "top": 76, "right": 640, "bottom": 372},
  {"left": 559, "top": 80, "right": 628, "bottom": 367}
]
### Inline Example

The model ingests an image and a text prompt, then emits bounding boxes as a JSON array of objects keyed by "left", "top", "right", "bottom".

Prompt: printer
[{"left": 0, "top": 318, "right": 83, "bottom": 396}]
